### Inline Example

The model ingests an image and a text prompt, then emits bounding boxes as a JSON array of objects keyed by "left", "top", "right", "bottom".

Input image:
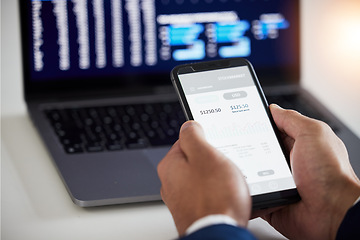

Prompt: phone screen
[{"left": 176, "top": 65, "right": 296, "bottom": 196}]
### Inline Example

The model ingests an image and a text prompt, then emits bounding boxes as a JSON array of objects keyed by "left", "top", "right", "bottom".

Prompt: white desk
[
  {"left": 2, "top": 0, "right": 360, "bottom": 239},
  {"left": 1, "top": 113, "right": 287, "bottom": 240}
]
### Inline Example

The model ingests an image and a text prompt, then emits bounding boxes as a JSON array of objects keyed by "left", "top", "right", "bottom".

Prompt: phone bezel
[{"left": 170, "top": 57, "right": 300, "bottom": 210}]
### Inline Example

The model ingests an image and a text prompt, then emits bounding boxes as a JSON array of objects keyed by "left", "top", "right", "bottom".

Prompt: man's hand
[
  {"left": 263, "top": 104, "right": 360, "bottom": 240},
  {"left": 157, "top": 121, "right": 251, "bottom": 236}
]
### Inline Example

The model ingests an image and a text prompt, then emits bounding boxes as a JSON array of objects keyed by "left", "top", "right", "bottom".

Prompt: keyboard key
[
  {"left": 106, "top": 141, "right": 124, "bottom": 151},
  {"left": 126, "top": 138, "right": 148, "bottom": 149},
  {"left": 65, "top": 144, "right": 83, "bottom": 154},
  {"left": 86, "top": 142, "right": 104, "bottom": 152}
]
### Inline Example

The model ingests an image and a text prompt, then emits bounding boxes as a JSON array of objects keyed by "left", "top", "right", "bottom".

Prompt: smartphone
[{"left": 171, "top": 58, "right": 300, "bottom": 209}]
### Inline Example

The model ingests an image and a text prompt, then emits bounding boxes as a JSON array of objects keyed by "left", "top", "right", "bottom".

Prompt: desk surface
[
  {"left": 2, "top": 0, "right": 360, "bottom": 239},
  {"left": 1, "top": 112, "right": 287, "bottom": 240}
]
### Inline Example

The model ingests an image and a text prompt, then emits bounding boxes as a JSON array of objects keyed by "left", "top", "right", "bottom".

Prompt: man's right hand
[
  {"left": 158, "top": 121, "right": 251, "bottom": 236},
  {"left": 262, "top": 104, "right": 360, "bottom": 240}
]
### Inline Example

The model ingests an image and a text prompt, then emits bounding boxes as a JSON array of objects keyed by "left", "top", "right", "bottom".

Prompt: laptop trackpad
[
  {"left": 142, "top": 147, "right": 172, "bottom": 169},
  {"left": 65, "top": 151, "right": 162, "bottom": 204}
]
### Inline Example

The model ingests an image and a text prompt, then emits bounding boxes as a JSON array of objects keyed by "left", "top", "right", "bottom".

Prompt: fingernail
[
  {"left": 270, "top": 104, "right": 282, "bottom": 109},
  {"left": 180, "top": 120, "right": 197, "bottom": 132}
]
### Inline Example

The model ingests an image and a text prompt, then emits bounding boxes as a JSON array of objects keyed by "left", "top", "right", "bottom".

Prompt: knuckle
[
  {"left": 159, "top": 187, "right": 165, "bottom": 199},
  {"left": 157, "top": 158, "right": 166, "bottom": 176},
  {"left": 282, "top": 108, "right": 301, "bottom": 123},
  {"left": 301, "top": 118, "right": 332, "bottom": 138},
  {"left": 310, "top": 119, "right": 331, "bottom": 134},
  {"left": 285, "top": 108, "right": 302, "bottom": 119},
  {"left": 283, "top": 107, "right": 332, "bottom": 135}
]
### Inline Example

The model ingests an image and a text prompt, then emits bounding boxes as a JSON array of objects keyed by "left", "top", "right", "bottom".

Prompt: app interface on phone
[{"left": 178, "top": 66, "right": 296, "bottom": 196}]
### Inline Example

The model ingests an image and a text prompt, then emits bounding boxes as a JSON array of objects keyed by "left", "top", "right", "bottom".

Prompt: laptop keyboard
[
  {"left": 45, "top": 93, "right": 337, "bottom": 154},
  {"left": 45, "top": 102, "right": 186, "bottom": 154}
]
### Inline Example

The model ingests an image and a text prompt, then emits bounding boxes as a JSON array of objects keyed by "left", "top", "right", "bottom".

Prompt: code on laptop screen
[{"left": 27, "top": 0, "right": 298, "bottom": 82}]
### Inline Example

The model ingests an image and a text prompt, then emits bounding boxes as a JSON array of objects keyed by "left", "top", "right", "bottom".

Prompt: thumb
[
  {"left": 270, "top": 104, "right": 312, "bottom": 139},
  {"left": 179, "top": 121, "right": 217, "bottom": 162}
]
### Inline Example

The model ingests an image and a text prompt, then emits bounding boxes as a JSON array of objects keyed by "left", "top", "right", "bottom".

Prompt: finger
[
  {"left": 179, "top": 120, "right": 206, "bottom": 139},
  {"left": 270, "top": 104, "right": 316, "bottom": 139},
  {"left": 178, "top": 121, "right": 218, "bottom": 162},
  {"left": 278, "top": 131, "right": 295, "bottom": 154},
  {"left": 251, "top": 206, "right": 284, "bottom": 219},
  {"left": 157, "top": 141, "right": 186, "bottom": 181},
  {"left": 157, "top": 141, "right": 188, "bottom": 204}
]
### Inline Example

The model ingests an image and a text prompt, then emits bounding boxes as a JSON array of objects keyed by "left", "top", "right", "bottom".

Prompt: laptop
[{"left": 19, "top": 0, "right": 360, "bottom": 207}]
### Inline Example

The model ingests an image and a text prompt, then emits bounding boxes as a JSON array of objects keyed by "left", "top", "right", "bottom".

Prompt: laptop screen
[{"left": 21, "top": 0, "right": 299, "bottom": 96}]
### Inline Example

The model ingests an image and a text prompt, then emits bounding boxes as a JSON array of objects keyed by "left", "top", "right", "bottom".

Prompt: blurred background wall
[{"left": 301, "top": 0, "right": 360, "bottom": 137}]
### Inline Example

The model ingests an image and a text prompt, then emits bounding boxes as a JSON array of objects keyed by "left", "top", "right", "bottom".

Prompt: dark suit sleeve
[
  {"left": 336, "top": 201, "right": 360, "bottom": 240},
  {"left": 179, "top": 224, "right": 257, "bottom": 240}
]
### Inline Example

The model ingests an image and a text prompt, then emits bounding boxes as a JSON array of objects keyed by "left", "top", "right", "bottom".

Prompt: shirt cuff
[
  {"left": 354, "top": 195, "right": 360, "bottom": 206},
  {"left": 185, "top": 214, "right": 239, "bottom": 236}
]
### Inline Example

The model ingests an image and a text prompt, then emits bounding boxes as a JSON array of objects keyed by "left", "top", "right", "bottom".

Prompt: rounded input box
[
  {"left": 223, "top": 91, "right": 247, "bottom": 100},
  {"left": 195, "top": 95, "right": 219, "bottom": 104}
]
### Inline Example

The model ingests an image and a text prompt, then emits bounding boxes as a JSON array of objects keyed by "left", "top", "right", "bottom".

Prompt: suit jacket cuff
[
  {"left": 336, "top": 200, "right": 360, "bottom": 239},
  {"left": 180, "top": 224, "right": 257, "bottom": 240}
]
